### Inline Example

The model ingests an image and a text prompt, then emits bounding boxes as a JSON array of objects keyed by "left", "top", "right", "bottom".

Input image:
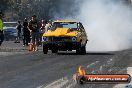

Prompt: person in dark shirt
[
  {"left": 15, "top": 20, "right": 22, "bottom": 43},
  {"left": 22, "top": 18, "right": 30, "bottom": 46},
  {"left": 28, "top": 15, "right": 40, "bottom": 51}
]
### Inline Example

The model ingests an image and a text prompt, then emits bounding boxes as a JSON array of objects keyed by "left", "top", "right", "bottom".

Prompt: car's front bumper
[{"left": 43, "top": 41, "right": 80, "bottom": 50}]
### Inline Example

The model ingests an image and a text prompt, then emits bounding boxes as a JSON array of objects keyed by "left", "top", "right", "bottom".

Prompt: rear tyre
[
  {"left": 76, "top": 47, "right": 81, "bottom": 54},
  {"left": 76, "top": 46, "right": 86, "bottom": 55},
  {"left": 81, "top": 46, "right": 86, "bottom": 55},
  {"left": 43, "top": 44, "right": 48, "bottom": 54}
]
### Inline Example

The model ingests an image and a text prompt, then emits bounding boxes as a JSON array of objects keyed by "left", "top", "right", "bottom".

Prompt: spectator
[
  {"left": 39, "top": 20, "right": 46, "bottom": 45},
  {"left": 45, "top": 20, "right": 52, "bottom": 31},
  {"left": 0, "top": 11, "right": 4, "bottom": 46},
  {"left": 22, "top": 18, "right": 30, "bottom": 46},
  {"left": 28, "top": 15, "right": 40, "bottom": 51},
  {"left": 40, "top": 20, "right": 46, "bottom": 33},
  {"left": 15, "top": 20, "right": 22, "bottom": 43}
]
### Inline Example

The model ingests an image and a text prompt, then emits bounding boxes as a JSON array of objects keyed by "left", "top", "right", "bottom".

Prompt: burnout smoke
[
  {"left": 78, "top": 0, "right": 132, "bottom": 51},
  {"left": 52, "top": 0, "right": 132, "bottom": 51}
]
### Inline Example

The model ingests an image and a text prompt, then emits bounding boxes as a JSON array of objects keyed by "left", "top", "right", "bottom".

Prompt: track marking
[
  {"left": 39, "top": 77, "right": 69, "bottom": 88},
  {"left": 86, "top": 61, "right": 100, "bottom": 68}
]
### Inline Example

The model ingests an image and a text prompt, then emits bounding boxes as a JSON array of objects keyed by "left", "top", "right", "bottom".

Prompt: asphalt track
[{"left": 0, "top": 41, "right": 132, "bottom": 88}]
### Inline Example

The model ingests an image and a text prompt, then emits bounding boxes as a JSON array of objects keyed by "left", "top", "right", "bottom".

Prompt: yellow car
[{"left": 42, "top": 20, "right": 88, "bottom": 54}]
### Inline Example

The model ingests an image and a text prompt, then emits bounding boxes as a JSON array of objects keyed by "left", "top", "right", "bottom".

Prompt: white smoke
[{"left": 77, "top": 0, "right": 132, "bottom": 51}]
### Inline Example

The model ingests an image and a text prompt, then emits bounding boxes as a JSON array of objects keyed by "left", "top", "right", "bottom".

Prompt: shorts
[
  {"left": 30, "top": 32, "right": 39, "bottom": 45},
  {"left": 17, "top": 32, "right": 21, "bottom": 38}
]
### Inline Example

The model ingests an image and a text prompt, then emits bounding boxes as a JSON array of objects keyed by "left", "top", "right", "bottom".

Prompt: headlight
[
  {"left": 42, "top": 37, "right": 48, "bottom": 42},
  {"left": 72, "top": 37, "right": 77, "bottom": 42}
]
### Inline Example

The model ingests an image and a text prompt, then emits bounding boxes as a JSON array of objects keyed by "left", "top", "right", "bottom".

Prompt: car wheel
[
  {"left": 76, "top": 46, "right": 86, "bottom": 55},
  {"left": 81, "top": 46, "right": 86, "bottom": 55},
  {"left": 76, "top": 47, "right": 82, "bottom": 54},
  {"left": 43, "top": 44, "right": 48, "bottom": 54}
]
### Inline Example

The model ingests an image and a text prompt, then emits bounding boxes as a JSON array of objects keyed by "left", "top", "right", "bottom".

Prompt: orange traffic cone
[
  {"left": 28, "top": 43, "right": 33, "bottom": 51},
  {"left": 28, "top": 43, "right": 38, "bottom": 51}
]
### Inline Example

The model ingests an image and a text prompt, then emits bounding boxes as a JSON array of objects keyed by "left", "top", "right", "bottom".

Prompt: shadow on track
[
  {"left": 87, "top": 52, "right": 114, "bottom": 55},
  {"left": 57, "top": 52, "right": 114, "bottom": 55}
]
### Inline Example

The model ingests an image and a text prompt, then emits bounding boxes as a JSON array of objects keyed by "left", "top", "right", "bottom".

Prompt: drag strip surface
[{"left": 0, "top": 50, "right": 132, "bottom": 88}]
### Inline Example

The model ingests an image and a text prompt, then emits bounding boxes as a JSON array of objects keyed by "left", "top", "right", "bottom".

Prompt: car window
[
  {"left": 79, "top": 23, "right": 85, "bottom": 32},
  {"left": 62, "top": 23, "right": 77, "bottom": 28},
  {"left": 49, "top": 22, "right": 78, "bottom": 31},
  {"left": 79, "top": 23, "right": 84, "bottom": 29}
]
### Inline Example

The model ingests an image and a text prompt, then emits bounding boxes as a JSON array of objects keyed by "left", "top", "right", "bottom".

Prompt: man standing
[
  {"left": 15, "top": 21, "right": 22, "bottom": 43},
  {"left": 0, "top": 11, "right": 4, "bottom": 46},
  {"left": 28, "top": 15, "right": 40, "bottom": 51},
  {"left": 45, "top": 20, "right": 52, "bottom": 31},
  {"left": 39, "top": 20, "right": 46, "bottom": 45},
  {"left": 22, "top": 18, "right": 30, "bottom": 46}
]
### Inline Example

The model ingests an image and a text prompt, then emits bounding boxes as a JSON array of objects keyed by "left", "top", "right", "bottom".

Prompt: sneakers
[
  {"left": 35, "top": 48, "right": 38, "bottom": 51},
  {"left": 33, "top": 46, "right": 38, "bottom": 51},
  {"left": 32, "top": 47, "right": 38, "bottom": 51}
]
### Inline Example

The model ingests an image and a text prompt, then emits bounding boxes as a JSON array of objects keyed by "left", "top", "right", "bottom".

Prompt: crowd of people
[
  {"left": 0, "top": 11, "right": 52, "bottom": 51},
  {"left": 15, "top": 15, "right": 52, "bottom": 51}
]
